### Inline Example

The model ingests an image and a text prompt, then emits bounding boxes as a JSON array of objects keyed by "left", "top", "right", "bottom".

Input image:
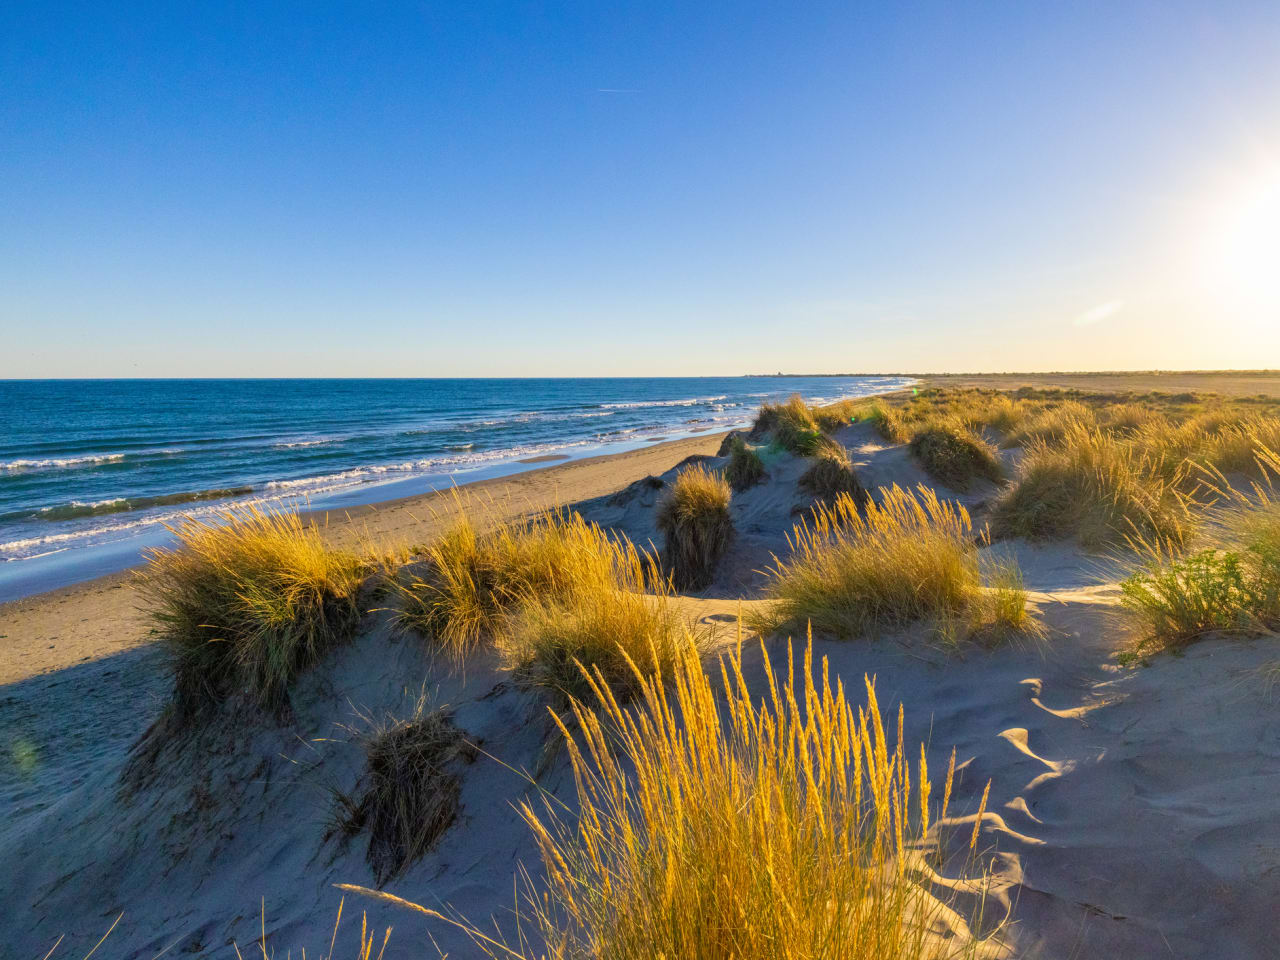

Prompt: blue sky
[{"left": 2, "top": 1, "right": 1278, "bottom": 377}]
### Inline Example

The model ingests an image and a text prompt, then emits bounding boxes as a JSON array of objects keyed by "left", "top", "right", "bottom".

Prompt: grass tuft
[
  {"left": 857, "top": 400, "right": 913, "bottom": 443},
  {"left": 498, "top": 548, "right": 713, "bottom": 708},
  {"left": 1001, "top": 401, "right": 1094, "bottom": 448},
  {"left": 762, "top": 484, "right": 1036, "bottom": 643},
  {"left": 136, "top": 505, "right": 366, "bottom": 721},
  {"left": 393, "top": 506, "right": 620, "bottom": 657},
  {"left": 991, "top": 425, "right": 1193, "bottom": 549},
  {"left": 909, "top": 426, "right": 1004, "bottom": 491},
  {"left": 384, "top": 633, "right": 1001, "bottom": 958},
  {"left": 656, "top": 464, "right": 734, "bottom": 590},
  {"left": 724, "top": 434, "right": 766, "bottom": 491},
  {"left": 751, "top": 393, "right": 815, "bottom": 438},
  {"left": 812, "top": 402, "right": 857, "bottom": 433},
  {"left": 336, "top": 695, "right": 465, "bottom": 886},
  {"left": 798, "top": 442, "right": 866, "bottom": 502}
]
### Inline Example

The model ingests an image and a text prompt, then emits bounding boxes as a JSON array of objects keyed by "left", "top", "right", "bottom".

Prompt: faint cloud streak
[{"left": 1073, "top": 299, "right": 1124, "bottom": 327}]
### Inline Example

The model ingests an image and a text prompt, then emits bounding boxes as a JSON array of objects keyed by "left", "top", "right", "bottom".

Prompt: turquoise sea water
[{"left": 0, "top": 376, "right": 912, "bottom": 600}]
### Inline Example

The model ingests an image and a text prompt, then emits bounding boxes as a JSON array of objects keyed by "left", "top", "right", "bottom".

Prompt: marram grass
[
  {"left": 498, "top": 537, "right": 714, "bottom": 706},
  {"left": 761, "top": 484, "right": 1037, "bottom": 644},
  {"left": 137, "top": 505, "right": 366, "bottom": 720},
  {"left": 1122, "top": 449, "right": 1280, "bottom": 653},
  {"left": 393, "top": 505, "right": 622, "bottom": 656},
  {"left": 799, "top": 441, "right": 866, "bottom": 501},
  {"left": 342, "top": 634, "right": 1003, "bottom": 960},
  {"left": 724, "top": 434, "right": 766, "bottom": 491},
  {"left": 656, "top": 463, "right": 733, "bottom": 590},
  {"left": 909, "top": 426, "right": 1003, "bottom": 491},
  {"left": 991, "top": 423, "right": 1194, "bottom": 549},
  {"left": 396, "top": 499, "right": 713, "bottom": 703}
]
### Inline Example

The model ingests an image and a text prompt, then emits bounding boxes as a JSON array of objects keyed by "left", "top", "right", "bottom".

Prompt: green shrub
[{"left": 1123, "top": 491, "right": 1280, "bottom": 652}]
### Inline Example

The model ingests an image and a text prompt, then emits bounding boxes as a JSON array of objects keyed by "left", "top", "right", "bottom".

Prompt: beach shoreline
[
  {"left": 0, "top": 429, "right": 733, "bottom": 684},
  {"left": 9, "top": 368, "right": 1280, "bottom": 686}
]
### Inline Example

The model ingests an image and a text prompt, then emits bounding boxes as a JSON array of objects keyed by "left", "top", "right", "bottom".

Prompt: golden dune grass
[
  {"left": 799, "top": 442, "right": 866, "bottom": 501},
  {"left": 498, "top": 536, "right": 713, "bottom": 706},
  {"left": 1000, "top": 400, "right": 1094, "bottom": 448},
  {"left": 396, "top": 500, "right": 710, "bottom": 702},
  {"left": 991, "top": 424, "right": 1194, "bottom": 549},
  {"left": 909, "top": 426, "right": 1003, "bottom": 491},
  {"left": 655, "top": 464, "right": 733, "bottom": 590},
  {"left": 136, "top": 505, "right": 367, "bottom": 719},
  {"left": 393, "top": 506, "right": 621, "bottom": 656},
  {"left": 344, "top": 634, "right": 1001, "bottom": 959},
  {"left": 762, "top": 484, "right": 1035, "bottom": 643},
  {"left": 724, "top": 434, "right": 766, "bottom": 490}
]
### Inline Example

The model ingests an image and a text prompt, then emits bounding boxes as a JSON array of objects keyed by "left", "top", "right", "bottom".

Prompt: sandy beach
[
  {"left": 0, "top": 431, "right": 731, "bottom": 686},
  {"left": 5, "top": 379, "right": 1280, "bottom": 959},
  {"left": 10, "top": 2, "right": 1280, "bottom": 953}
]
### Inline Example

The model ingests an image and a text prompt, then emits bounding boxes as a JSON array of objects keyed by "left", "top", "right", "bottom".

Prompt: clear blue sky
[{"left": 3, "top": 1, "right": 1278, "bottom": 377}]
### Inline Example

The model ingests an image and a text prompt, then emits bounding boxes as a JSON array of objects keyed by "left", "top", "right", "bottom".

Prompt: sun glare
[{"left": 1204, "top": 172, "right": 1280, "bottom": 310}]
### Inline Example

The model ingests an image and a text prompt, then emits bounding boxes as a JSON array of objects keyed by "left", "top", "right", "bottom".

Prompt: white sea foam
[
  {"left": 39, "top": 498, "right": 128, "bottom": 514},
  {"left": 273, "top": 437, "right": 348, "bottom": 449},
  {"left": 600, "top": 395, "right": 727, "bottom": 409},
  {"left": 2, "top": 453, "right": 127, "bottom": 471}
]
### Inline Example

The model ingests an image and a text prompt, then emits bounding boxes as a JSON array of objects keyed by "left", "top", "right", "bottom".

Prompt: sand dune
[{"left": 3, "top": 405, "right": 1280, "bottom": 957}]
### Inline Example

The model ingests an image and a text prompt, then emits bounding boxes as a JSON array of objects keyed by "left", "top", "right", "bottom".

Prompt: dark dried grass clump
[
  {"left": 724, "top": 436, "right": 766, "bottom": 491},
  {"left": 908, "top": 427, "right": 1004, "bottom": 491},
  {"left": 656, "top": 464, "right": 734, "bottom": 590},
  {"left": 337, "top": 699, "right": 466, "bottom": 886},
  {"left": 799, "top": 445, "right": 866, "bottom": 502}
]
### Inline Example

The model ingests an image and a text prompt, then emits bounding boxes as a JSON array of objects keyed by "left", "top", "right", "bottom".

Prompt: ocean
[{"left": 0, "top": 376, "right": 913, "bottom": 601}]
